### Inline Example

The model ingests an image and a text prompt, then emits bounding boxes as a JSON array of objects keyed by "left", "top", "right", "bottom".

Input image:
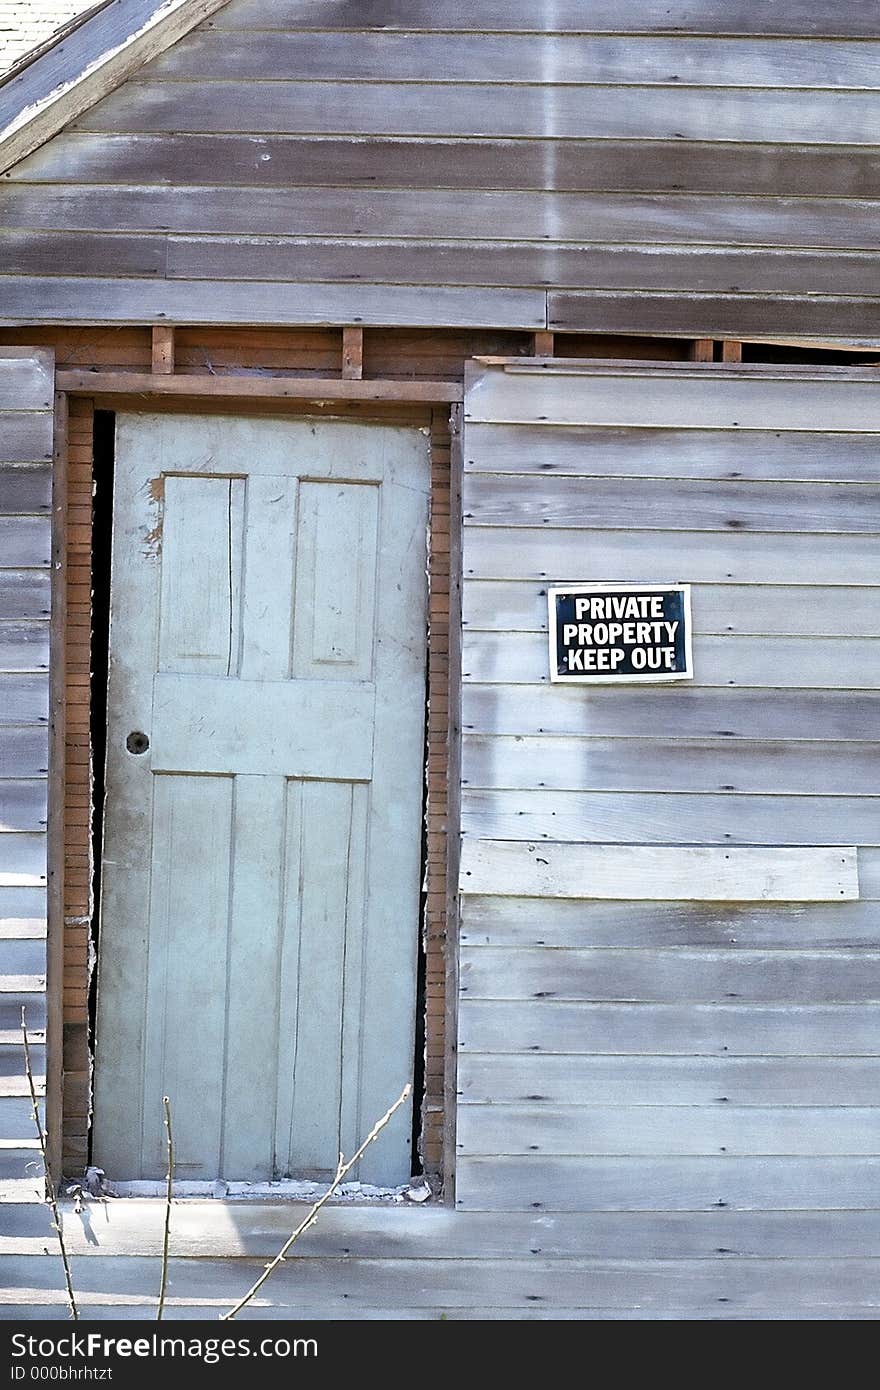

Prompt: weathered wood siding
[
  {"left": 0, "top": 0, "right": 879, "bottom": 336},
  {"left": 458, "top": 361, "right": 880, "bottom": 1226},
  {"left": 0, "top": 350, "right": 53, "bottom": 1191}
]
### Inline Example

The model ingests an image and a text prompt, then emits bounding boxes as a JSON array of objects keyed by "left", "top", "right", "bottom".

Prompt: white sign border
[{"left": 547, "top": 582, "right": 694, "bottom": 685}]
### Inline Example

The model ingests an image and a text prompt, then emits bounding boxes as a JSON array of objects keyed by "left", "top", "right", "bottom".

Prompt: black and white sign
[{"left": 548, "top": 583, "right": 693, "bottom": 684}]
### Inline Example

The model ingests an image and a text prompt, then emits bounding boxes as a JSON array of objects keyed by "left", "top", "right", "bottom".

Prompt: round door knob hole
[{"left": 126, "top": 731, "right": 150, "bottom": 755}]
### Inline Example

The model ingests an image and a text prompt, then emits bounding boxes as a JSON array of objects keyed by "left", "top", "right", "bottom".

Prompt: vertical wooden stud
[
  {"left": 722, "top": 339, "right": 744, "bottom": 363},
  {"left": 342, "top": 326, "right": 364, "bottom": 380},
  {"left": 151, "top": 325, "right": 175, "bottom": 375},
  {"left": 532, "top": 331, "right": 555, "bottom": 357},
  {"left": 689, "top": 339, "right": 714, "bottom": 362}
]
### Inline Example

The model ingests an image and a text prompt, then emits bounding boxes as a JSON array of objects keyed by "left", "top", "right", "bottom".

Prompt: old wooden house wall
[
  {"left": 0, "top": 0, "right": 879, "bottom": 340},
  {"left": 0, "top": 349, "right": 53, "bottom": 1190},
  {"left": 458, "top": 361, "right": 880, "bottom": 1222}
]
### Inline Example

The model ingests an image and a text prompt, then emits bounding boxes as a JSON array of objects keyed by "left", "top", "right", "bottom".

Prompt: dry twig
[
  {"left": 221, "top": 1083, "right": 412, "bottom": 1321},
  {"left": 156, "top": 1095, "right": 174, "bottom": 1320},
  {"left": 21, "top": 1006, "right": 79, "bottom": 1321}
]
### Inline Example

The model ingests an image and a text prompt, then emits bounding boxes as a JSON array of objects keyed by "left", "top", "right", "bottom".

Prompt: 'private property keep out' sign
[{"left": 548, "top": 583, "right": 693, "bottom": 684}]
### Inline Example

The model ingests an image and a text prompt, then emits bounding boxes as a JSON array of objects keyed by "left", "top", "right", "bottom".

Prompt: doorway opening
[{"left": 84, "top": 410, "right": 434, "bottom": 1187}]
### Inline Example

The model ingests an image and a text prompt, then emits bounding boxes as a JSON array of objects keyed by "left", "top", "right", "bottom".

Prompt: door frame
[{"left": 48, "top": 371, "right": 465, "bottom": 1198}]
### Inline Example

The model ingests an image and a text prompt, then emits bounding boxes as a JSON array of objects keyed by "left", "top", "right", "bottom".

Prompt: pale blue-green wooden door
[{"left": 92, "top": 414, "right": 429, "bottom": 1183}]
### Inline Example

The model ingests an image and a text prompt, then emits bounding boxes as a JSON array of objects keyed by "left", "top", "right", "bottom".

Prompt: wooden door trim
[
  {"left": 46, "top": 387, "right": 67, "bottom": 1184},
  {"left": 55, "top": 372, "right": 463, "bottom": 404},
  {"left": 50, "top": 386, "right": 460, "bottom": 1195}
]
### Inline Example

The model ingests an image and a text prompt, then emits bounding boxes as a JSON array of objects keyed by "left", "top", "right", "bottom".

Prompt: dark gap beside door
[{"left": 87, "top": 408, "right": 114, "bottom": 1165}]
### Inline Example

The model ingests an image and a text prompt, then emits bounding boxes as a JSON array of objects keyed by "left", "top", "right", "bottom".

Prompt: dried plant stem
[
  {"left": 21, "top": 1006, "right": 78, "bottom": 1321},
  {"left": 157, "top": 1095, "right": 174, "bottom": 1320},
  {"left": 221, "top": 1082, "right": 412, "bottom": 1321}
]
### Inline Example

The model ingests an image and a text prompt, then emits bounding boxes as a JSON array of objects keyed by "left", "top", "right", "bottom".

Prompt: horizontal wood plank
[
  {"left": 463, "top": 528, "right": 880, "bottom": 585},
  {"left": 461, "top": 686, "right": 880, "bottom": 741},
  {"left": 0, "top": 469, "right": 51, "bottom": 515},
  {"left": 168, "top": 240, "right": 880, "bottom": 299},
  {"left": 464, "top": 474, "right": 880, "bottom": 533},
  {"left": 4, "top": 1202, "right": 880, "bottom": 1261},
  {"left": 0, "top": 417, "right": 54, "bottom": 466},
  {"left": 0, "top": 835, "right": 45, "bottom": 887},
  {"left": 549, "top": 291, "right": 880, "bottom": 340},
  {"left": 464, "top": 366, "right": 880, "bottom": 429},
  {"left": 74, "top": 81, "right": 880, "bottom": 144},
  {"left": 149, "top": 33, "right": 880, "bottom": 89},
  {"left": 0, "top": 358, "right": 53, "bottom": 413},
  {"left": 461, "top": 735, "right": 880, "bottom": 795},
  {"left": 3, "top": 1251, "right": 880, "bottom": 1308},
  {"left": 205, "top": 2, "right": 880, "bottom": 38},
  {"left": 0, "top": 782, "right": 47, "bottom": 833},
  {"left": 458, "top": 999, "right": 880, "bottom": 1055},
  {"left": 10, "top": 136, "right": 880, "bottom": 200},
  {"left": 457, "top": 1104, "right": 880, "bottom": 1156},
  {"left": 460, "top": 842, "right": 858, "bottom": 902},
  {"left": 458, "top": 1054, "right": 880, "bottom": 1107},
  {"left": 464, "top": 425, "right": 880, "bottom": 482},
  {"left": 0, "top": 624, "right": 50, "bottom": 673},
  {"left": 0, "top": 578, "right": 51, "bottom": 625},
  {"left": 456, "top": 1157, "right": 880, "bottom": 1212},
  {"left": 461, "top": 789, "right": 880, "bottom": 845},
  {"left": 461, "top": 896, "right": 880, "bottom": 949},
  {"left": 462, "top": 632, "right": 880, "bottom": 688},
  {"left": 463, "top": 582, "right": 880, "bottom": 636},
  {"left": 0, "top": 521, "right": 50, "bottom": 570},
  {"left": 0, "top": 675, "right": 49, "bottom": 724},
  {"left": 459, "top": 946, "right": 877, "bottom": 1002},
  {"left": 0, "top": 279, "right": 544, "bottom": 330},
  {"left": 4, "top": 185, "right": 877, "bottom": 250}
]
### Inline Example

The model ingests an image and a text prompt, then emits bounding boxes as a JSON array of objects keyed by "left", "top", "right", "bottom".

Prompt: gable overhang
[{"left": 0, "top": 0, "right": 232, "bottom": 176}]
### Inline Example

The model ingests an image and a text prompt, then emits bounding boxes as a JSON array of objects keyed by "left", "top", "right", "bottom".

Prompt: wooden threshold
[{"left": 56, "top": 371, "right": 463, "bottom": 403}]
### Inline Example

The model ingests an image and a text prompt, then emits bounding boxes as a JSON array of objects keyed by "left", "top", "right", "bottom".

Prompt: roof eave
[{"left": 0, "top": 0, "right": 232, "bottom": 177}]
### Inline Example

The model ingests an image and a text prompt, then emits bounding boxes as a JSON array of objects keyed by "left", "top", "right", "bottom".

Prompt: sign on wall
[{"left": 548, "top": 583, "right": 693, "bottom": 684}]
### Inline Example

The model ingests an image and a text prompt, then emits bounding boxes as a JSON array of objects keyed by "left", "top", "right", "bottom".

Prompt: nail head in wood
[
  {"left": 151, "top": 325, "right": 175, "bottom": 375},
  {"left": 342, "top": 326, "right": 364, "bottom": 380}
]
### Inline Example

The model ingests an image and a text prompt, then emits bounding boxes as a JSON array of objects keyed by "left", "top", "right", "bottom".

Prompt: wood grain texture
[
  {"left": 455, "top": 1157, "right": 880, "bottom": 1212},
  {"left": 0, "top": 577, "right": 51, "bottom": 625},
  {"left": 458, "top": 1054, "right": 880, "bottom": 1108},
  {"left": 458, "top": 999, "right": 880, "bottom": 1055},
  {"left": 3, "top": 1250, "right": 880, "bottom": 1309},
  {"left": 6, "top": 1202, "right": 880, "bottom": 1261},
  {"left": 461, "top": 896, "right": 880, "bottom": 949},
  {"left": 460, "top": 789, "right": 880, "bottom": 845},
  {"left": 461, "top": 734, "right": 880, "bottom": 795},
  {"left": 463, "top": 582, "right": 880, "bottom": 637},
  {"left": 463, "top": 528, "right": 880, "bottom": 584},
  {"left": 460, "top": 947, "right": 877, "bottom": 1002},
  {"left": 464, "top": 425, "right": 880, "bottom": 482},
  {"left": 0, "top": 278, "right": 545, "bottom": 330},
  {"left": 10, "top": 136, "right": 880, "bottom": 199},
  {"left": 7, "top": 186, "right": 878, "bottom": 251},
  {"left": 461, "top": 684, "right": 880, "bottom": 741},
  {"left": 459, "top": 842, "right": 858, "bottom": 903},
  {"left": 205, "top": 2, "right": 880, "bottom": 38},
  {"left": 464, "top": 364, "right": 880, "bottom": 429},
  {"left": 147, "top": 32, "right": 880, "bottom": 88},
  {"left": 457, "top": 1105, "right": 880, "bottom": 1156},
  {"left": 463, "top": 474, "right": 880, "bottom": 533},
  {"left": 549, "top": 291, "right": 880, "bottom": 340},
  {"left": 462, "top": 631, "right": 880, "bottom": 688},
  {"left": 71, "top": 81, "right": 880, "bottom": 144}
]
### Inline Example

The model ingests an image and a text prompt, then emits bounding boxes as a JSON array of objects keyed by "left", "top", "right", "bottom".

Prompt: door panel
[{"left": 93, "top": 414, "right": 429, "bottom": 1183}]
